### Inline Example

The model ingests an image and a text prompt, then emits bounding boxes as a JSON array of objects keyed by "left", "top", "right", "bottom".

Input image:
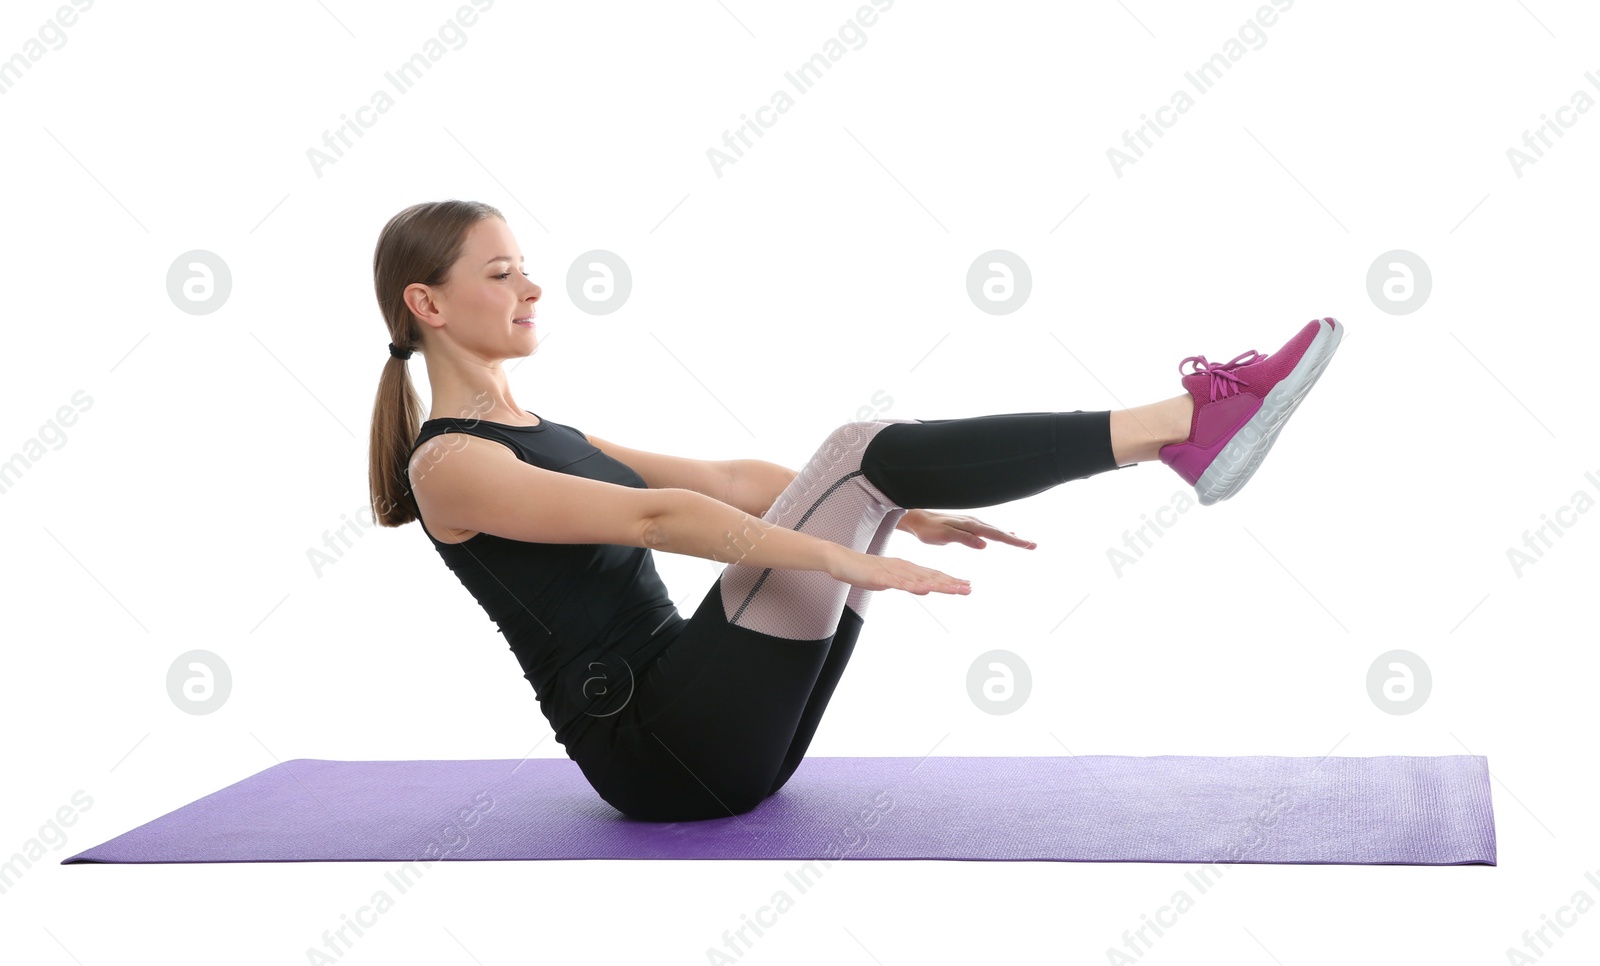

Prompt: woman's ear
[{"left": 404, "top": 284, "right": 439, "bottom": 328}]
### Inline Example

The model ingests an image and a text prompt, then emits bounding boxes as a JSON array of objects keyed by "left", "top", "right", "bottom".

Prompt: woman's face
[{"left": 411, "top": 217, "right": 542, "bottom": 358}]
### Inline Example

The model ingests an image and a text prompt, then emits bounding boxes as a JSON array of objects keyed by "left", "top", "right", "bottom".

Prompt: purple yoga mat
[{"left": 62, "top": 754, "right": 1496, "bottom": 865}]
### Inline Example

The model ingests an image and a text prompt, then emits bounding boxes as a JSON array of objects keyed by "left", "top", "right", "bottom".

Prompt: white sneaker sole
[{"left": 1194, "top": 318, "right": 1343, "bottom": 506}]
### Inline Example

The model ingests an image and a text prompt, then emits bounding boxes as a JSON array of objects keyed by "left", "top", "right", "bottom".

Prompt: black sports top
[{"left": 406, "top": 412, "right": 685, "bottom": 750}]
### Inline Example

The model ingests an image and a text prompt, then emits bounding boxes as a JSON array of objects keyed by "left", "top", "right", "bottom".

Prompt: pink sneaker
[{"left": 1160, "top": 317, "right": 1343, "bottom": 505}]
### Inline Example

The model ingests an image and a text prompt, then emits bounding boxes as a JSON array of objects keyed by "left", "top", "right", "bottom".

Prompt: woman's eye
[{"left": 495, "top": 272, "right": 531, "bottom": 280}]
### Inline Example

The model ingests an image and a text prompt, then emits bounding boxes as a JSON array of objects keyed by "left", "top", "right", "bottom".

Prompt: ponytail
[{"left": 367, "top": 200, "right": 505, "bottom": 527}]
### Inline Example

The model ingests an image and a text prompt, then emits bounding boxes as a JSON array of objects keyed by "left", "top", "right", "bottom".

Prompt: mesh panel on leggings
[
  {"left": 719, "top": 419, "right": 916, "bottom": 640},
  {"left": 845, "top": 506, "right": 906, "bottom": 621}
]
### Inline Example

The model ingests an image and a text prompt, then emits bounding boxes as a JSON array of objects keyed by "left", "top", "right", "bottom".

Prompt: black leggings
[{"left": 580, "top": 411, "right": 1129, "bottom": 822}]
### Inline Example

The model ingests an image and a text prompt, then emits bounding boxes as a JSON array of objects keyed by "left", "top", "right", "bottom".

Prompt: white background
[{"left": 3, "top": 0, "right": 1595, "bottom": 962}]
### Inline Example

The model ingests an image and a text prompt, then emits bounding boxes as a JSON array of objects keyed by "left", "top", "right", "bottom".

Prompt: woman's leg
[
  {"left": 599, "top": 406, "right": 1180, "bottom": 821},
  {"left": 719, "top": 409, "right": 1144, "bottom": 637},
  {"left": 761, "top": 507, "right": 904, "bottom": 795},
  {"left": 742, "top": 407, "right": 1145, "bottom": 793},
  {"left": 601, "top": 320, "right": 1343, "bottom": 819}
]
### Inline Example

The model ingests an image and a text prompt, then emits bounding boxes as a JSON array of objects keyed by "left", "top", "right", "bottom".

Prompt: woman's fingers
[
  {"left": 840, "top": 552, "right": 968, "bottom": 595},
  {"left": 960, "top": 517, "right": 1036, "bottom": 549},
  {"left": 916, "top": 565, "right": 970, "bottom": 595},
  {"left": 887, "top": 557, "right": 969, "bottom": 595}
]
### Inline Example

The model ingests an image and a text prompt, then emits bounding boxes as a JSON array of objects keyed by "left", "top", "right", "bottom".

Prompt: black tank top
[{"left": 406, "top": 412, "right": 685, "bottom": 750}]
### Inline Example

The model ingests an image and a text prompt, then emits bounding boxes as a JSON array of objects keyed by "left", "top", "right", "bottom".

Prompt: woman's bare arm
[
  {"left": 642, "top": 487, "right": 843, "bottom": 574},
  {"left": 643, "top": 488, "right": 969, "bottom": 595}
]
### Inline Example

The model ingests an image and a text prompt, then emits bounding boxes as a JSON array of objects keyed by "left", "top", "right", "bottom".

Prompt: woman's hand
[
  {"left": 898, "top": 509, "right": 1036, "bottom": 550},
  {"left": 827, "top": 546, "right": 972, "bottom": 596}
]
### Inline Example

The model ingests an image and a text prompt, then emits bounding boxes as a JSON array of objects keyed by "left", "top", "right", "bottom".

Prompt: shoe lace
[{"left": 1179, "top": 349, "right": 1265, "bottom": 401}]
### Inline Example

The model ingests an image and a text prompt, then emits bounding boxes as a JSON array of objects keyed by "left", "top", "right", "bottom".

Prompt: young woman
[{"left": 368, "top": 199, "right": 1343, "bottom": 823}]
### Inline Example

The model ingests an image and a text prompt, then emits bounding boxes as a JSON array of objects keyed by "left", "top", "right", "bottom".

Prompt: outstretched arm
[{"left": 641, "top": 487, "right": 971, "bottom": 595}]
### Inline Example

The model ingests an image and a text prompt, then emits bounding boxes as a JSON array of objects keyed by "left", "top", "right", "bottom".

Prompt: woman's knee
[
  {"left": 821, "top": 421, "right": 879, "bottom": 461},
  {"left": 822, "top": 419, "right": 915, "bottom": 467}
]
